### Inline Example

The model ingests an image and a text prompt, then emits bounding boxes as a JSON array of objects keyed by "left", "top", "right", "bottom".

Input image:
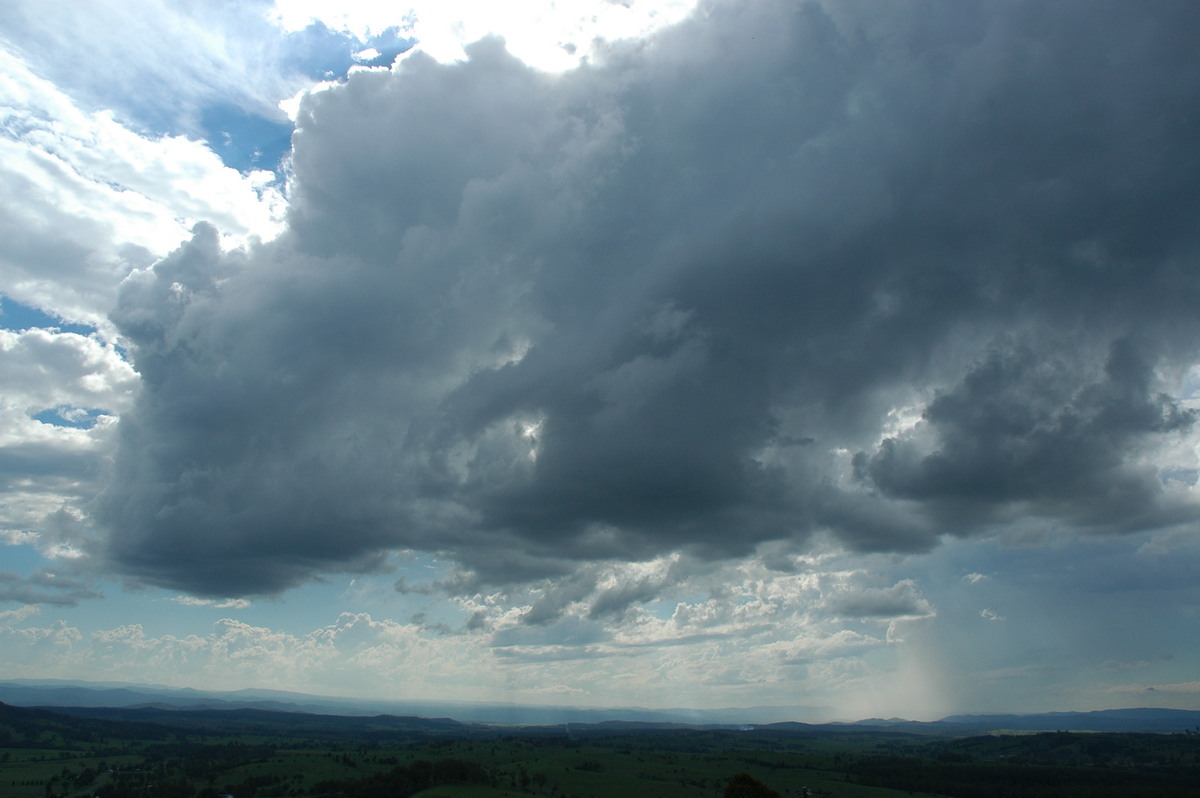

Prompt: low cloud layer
[
  {"left": 0, "top": 557, "right": 942, "bottom": 714},
  {"left": 98, "top": 0, "right": 1200, "bottom": 600}
]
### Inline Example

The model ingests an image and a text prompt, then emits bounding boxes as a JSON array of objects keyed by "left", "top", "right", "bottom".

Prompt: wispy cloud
[{"left": 169, "top": 596, "right": 253, "bottom": 610}]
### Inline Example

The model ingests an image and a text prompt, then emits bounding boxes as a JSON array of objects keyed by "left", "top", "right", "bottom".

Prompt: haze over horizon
[{"left": 3, "top": 0, "right": 1200, "bottom": 722}]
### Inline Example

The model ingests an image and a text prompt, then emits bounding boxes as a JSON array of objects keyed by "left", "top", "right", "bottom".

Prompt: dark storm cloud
[
  {"left": 856, "top": 337, "right": 1196, "bottom": 534},
  {"left": 99, "top": 0, "right": 1200, "bottom": 597}
]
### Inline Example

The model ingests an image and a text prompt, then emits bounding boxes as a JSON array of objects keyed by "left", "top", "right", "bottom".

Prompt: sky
[{"left": 2, "top": 0, "right": 1200, "bottom": 723}]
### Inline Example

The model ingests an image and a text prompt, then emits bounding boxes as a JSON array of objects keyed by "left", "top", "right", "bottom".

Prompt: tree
[{"left": 723, "top": 772, "right": 782, "bottom": 798}]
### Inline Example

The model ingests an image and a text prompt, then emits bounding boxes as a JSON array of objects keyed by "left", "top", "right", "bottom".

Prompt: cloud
[
  {"left": 825, "top": 579, "right": 936, "bottom": 621},
  {"left": 0, "top": 604, "right": 40, "bottom": 623},
  {"left": 0, "top": 619, "right": 82, "bottom": 663},
  {"left": 95, "top": 0, "right": 1200, "bottom": 601},
  {"left": 463, "top": 556, "right": 909, "bottom": 674},
  {"left": 1111, "top": 681, "right": 1200, "bottom": 695},
  {"left": 0, "top": 46, "right": 286, "bottom": 327},
  {"left": 0, "top": 569, "right": 100, "bottom": 606},
  {"left": 0, "top": 328, "right": 137, "bottom": 555},
  {"left": 0, "top": 610, "right": 596, "bottom": 702},
  {"left": 855, "top": 337, "right": 1197, "bottom": 534},
  {"left": 170, "top": 596, "right": 253, "bottom": 610},
  {"left": 510, "top": 555, "right": 686, "bottom": 626},
  {"left": 270, "top": 0, "right": 698, "bottom": 72},
  {"left": 0, "top": 0, "right": 308, "bottom": 131}
]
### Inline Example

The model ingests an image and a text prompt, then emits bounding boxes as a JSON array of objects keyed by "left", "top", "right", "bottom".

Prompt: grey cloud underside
[
  {"left": 825, "top": 579, "right": 933, "bottom": 621},
  {"left": 0, "top": 569, "right": 101, "bottom": 607},
  {"left": 857, "top": 338, "right": 1197, "bottom": 532},
  {"left": 99, "top": 0, "right": 1200, "bottom": 597}
]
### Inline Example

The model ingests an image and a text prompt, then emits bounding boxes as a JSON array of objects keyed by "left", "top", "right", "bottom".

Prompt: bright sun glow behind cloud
[{"left": 271, "top": 0, "right": 699, "bottom": 72}]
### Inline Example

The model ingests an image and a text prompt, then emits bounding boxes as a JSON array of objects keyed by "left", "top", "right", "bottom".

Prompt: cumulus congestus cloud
[{"left": 98, "top": 0, "right": 1200, "bottom": 598}]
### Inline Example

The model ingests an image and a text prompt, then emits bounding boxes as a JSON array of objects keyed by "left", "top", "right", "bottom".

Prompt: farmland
[{"left": 3, "top": 702, "right": 1200, "bottom": 798}]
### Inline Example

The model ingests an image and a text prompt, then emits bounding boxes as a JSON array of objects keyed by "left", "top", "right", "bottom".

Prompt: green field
[{"left": 0, "top": 739, "right": 942, "bottom": 798}]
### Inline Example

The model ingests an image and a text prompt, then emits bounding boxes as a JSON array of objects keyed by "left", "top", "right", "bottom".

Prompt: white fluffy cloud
[
  {"left": 0, "top": 47, "right": 285, "bottom": 327},
  {"left": 0, "top": 328, "right": 137, "bottom": 553}
]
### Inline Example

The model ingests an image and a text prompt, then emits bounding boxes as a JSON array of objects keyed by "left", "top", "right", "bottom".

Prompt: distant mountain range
[
  {"left": 0, "top": 679, "right": 823, "bottom": 726},
  {"left": 781, "top": 706, "right": 1200, "bottom": 734},
  {"left": 2, "top": 678, "right": 1199, "bottom": 733}
]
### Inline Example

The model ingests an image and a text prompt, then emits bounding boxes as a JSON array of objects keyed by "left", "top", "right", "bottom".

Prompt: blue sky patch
[
  {"left": 33, "top": 406, "right": 108, "bottom": 430},
  {"left": 352, "top": 26, "right": 417, "bottom": 68},
  {"left": 281, "top": 22, "right": 415, "bottom": 81},
  {"left": 197, "top": 24, "right": 415, "bottom": 173},
  {"left": 0, "top": 296, "right": 95, "bottom": 335},
  {"left": 199, "top": 103, "right": 295, "bottom": 173}
]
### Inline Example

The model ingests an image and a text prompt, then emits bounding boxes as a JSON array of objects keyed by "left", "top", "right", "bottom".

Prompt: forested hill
[
  {"left": 4, "top": 700, "right": 1200, "bottom": 798},
  {"left": 0, "top": 701, "right": 476, "bottom": 746}
]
